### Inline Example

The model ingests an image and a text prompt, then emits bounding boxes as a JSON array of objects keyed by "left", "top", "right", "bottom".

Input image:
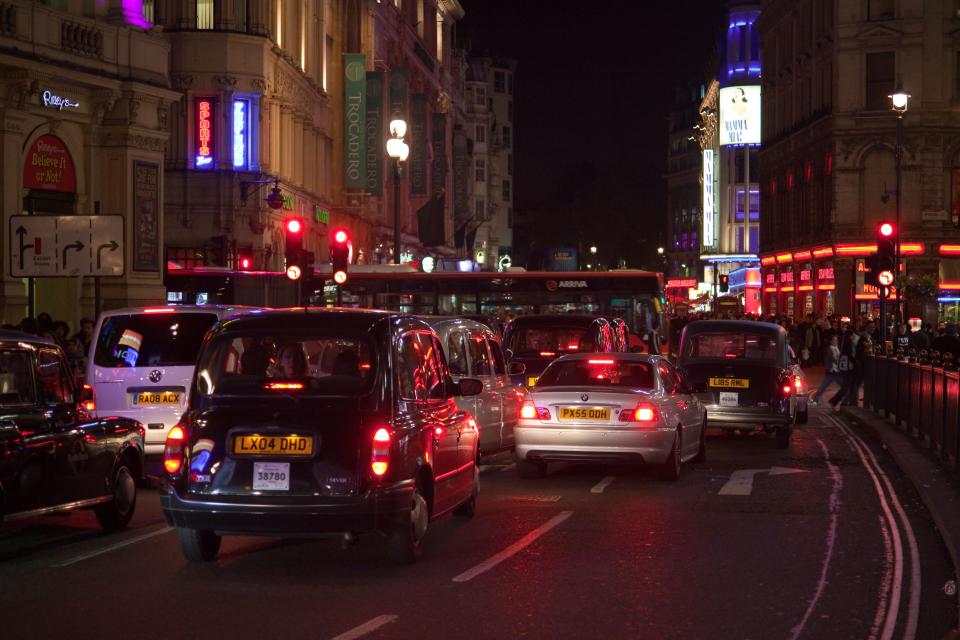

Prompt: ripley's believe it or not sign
[
  {"left": 22, "top": 134, "right": 76, "bottom": 193},
  {"left": 719, "top": 85, "right": 761, "bottom": 146}
]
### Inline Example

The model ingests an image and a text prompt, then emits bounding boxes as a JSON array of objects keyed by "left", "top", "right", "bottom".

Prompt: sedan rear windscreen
[
  {"left": 536, "top": 359, "right": 654, "bottom": 388},
  {"left": 0, "top": 350, "right": 36, "bottom": 406},
  {"left": 681, "top": 332, "right": 779, "bottom": 362},
  {"left": 94, "top": 313, "right": 218, "bottom": 368},
  {"left": 508, "top": 327, "right": 594, "bottom": 356}
]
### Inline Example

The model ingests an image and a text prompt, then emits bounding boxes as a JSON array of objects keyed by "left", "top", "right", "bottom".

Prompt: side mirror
[
  {"left": 504, "top": 348, "right": 514, "bottom": 360},
  {"left": 79, "top": 384, "right": 95, "bottom": 402},
  {"left": 454, "top": 378, "right": 483, "bottom": 397},
  {"left": 509, "top": 361, "right": 526, "bottom": 375}
]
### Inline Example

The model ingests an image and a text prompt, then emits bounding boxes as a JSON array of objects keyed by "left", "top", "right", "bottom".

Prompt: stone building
[{"left": 757, "top": 0, "right": 960, "bottom": 321}]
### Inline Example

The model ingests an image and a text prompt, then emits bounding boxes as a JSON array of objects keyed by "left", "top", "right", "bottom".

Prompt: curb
[{"left": 840, "top": 406, "right": 960, "bottom": 628}]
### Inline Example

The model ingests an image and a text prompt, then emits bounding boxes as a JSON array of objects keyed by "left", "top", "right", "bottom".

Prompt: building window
[
  {"left": 475, "top": 87, "right": 486, "bottom": 106},
  {"left": 235, "top": 0, "right": 246, "bottom": 31},
  {"left": 197, "top": 0, "right": 214, "bottom": 29},
  {"left": 865, "top": 51, "right": 895, "bottom": 110},
  {"left": 475, "top": 198, "right": 485, "bottom": 218},
  {"left": 507, "top": 154, "right": 513, "bottom": 176},
  {"left": 494, "top": 71, "right": 505, "bottom": 93},
  {"left": 868, "top": 0, "right": 894, "bottom": 20},
  {"left": 142, "top": 0, "right": 155, "bottom": 23},
  {"left": 502, "top": 126, "right": 511, "bottom": 146},
  {"left": 475, "top": 123, "right": 485, "bottom": 143},
  {"left": 502, "top": 180, "right": 510, "bottom": 201},
  {"left": 475, "top": 159, "right": 485, "bottom": 182},
  {"left": 324, "top": 35, "right": 333, "bottom": 91}
]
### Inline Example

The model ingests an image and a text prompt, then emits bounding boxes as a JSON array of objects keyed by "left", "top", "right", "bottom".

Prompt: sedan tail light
[
  {"left": 520, "top": 400, "right": 551, "bottom": 421},
  {"left": 619, "top": 402, "right": 659, "bottom": 424},
  {"left": 794, "top": 376, "right": 802, "bottom": 393},
  {"left": 163, "top": 424, "right": 187, "bottom": 474},
  {"left": 371, "top": 427, "right": 391, "bottom": 477}
]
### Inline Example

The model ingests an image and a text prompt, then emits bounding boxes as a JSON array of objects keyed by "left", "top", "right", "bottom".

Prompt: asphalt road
[{"left": 1, "top": 407, "right": 956, "bottom": 640}]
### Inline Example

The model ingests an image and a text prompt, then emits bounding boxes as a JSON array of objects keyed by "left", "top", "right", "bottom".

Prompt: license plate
[
  {"left": 233, "top": 435, "right": 314, "bottom": 456},
  {"left": 558, "top": 407, "right": 611, "bottom": 421},
  {"left": 527, "top": 376, "right": 539, "bottom": 387},
  {"left": 253, "top": 461, "right": 290, "bottom": 491},
  {"left": 132, "top": 391, "right": 180, "bottom": 405},
  {"left": 709, "top": 377, "right": 750, "bottom": 389},
  {"left": 719, "top": 392, "right": 739, "bottom": 407}
]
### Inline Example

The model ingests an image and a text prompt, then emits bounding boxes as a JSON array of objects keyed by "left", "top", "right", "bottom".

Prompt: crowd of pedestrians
[{"left": 4, "top": 313, "right": 95, "bottom": 375}]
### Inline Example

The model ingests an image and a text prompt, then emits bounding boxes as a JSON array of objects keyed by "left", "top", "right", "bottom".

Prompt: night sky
[{"left": 459, "top": 0, "right": 727, "bottom": 269}]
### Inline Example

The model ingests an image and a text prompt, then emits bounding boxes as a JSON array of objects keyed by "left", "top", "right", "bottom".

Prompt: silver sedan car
[{"left": 515, "top": 353, "right": 707, "bottom": 481}]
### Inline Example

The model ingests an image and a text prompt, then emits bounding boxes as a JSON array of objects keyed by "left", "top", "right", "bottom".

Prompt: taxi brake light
[
  {"left": 588, "top": 359, "right": 615, "bottom": 365},
  {"left": 265, "top": 382, "right": 304, "bottom": 390},
  {"left": 163, "top": 425, "right": 186, "bottom": 474},
  {"left": 371, "top": 427, "right": 391, "bottom": 477},
  {"left": 144, "top": 307, "right": 176, "bottom": 314},
  {"left": 782, "top": 384, "right": 792, "bottom": 395},
  {"left": 539, "top": 351, "right": 556, "bottom": 357}
]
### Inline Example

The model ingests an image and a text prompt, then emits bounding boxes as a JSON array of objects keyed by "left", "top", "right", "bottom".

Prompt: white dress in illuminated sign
[{"left": 719, "top": 86, "right": 761, "bottom": 146}]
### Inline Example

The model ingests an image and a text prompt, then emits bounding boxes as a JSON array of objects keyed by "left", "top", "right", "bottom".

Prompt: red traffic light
[
  {"left": 286, "top": 218, "right": 303, "bottom": 234},
  {"left": 333, "top": 229, "right": 349, "bottom": 244},
  {"left": 878, "top": 222, "right": 894, "bottom": 237},
  {"left": 239, "top": 256, "right": 252, "bottom": 270}
]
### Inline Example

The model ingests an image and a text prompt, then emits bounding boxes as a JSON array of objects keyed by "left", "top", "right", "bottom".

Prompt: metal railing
[{"left": 862, "top": 351, "right": 960, "bottom": 470}]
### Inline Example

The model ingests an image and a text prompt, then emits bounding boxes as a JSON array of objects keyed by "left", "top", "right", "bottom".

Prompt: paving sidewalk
[{"left": 841, "top": 404, "right": 960, "bottom": 626}]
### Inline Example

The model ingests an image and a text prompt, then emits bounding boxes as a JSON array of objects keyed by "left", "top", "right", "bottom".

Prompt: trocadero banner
[
  {"left": 365, "top": 72, "right": 384, "bottom": 196},
  {"left": 343, "top": 54, "right": 367, "bottom": 189}
]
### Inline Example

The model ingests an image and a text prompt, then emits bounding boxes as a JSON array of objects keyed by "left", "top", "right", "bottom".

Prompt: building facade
[
  {"left": 464, "top": 55, "right": 515, "bottom": 271},
  {"left": 757, "top": 0, "right": 960, "bottom": 322},
  {"left": 0, "top": 0, "right": 177, "bottom": 325}
]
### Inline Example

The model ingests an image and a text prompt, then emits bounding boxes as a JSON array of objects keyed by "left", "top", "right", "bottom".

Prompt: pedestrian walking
[{"left": 811, "top": 335, "right": 843, "bottom": 405}]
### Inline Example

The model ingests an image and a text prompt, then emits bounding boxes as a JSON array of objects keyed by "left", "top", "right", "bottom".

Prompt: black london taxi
[
  {"left": 676, "top": 320, "right": 798, "bottom": 448},
  {"left": 160, "top": 309, "right": 483, "bottom": 563},
  {"left": 504, "top": 315, "right": 619, "bottom": 387},
  {"left": 0, "top": 331, "right": 144, "bottom": 529}
]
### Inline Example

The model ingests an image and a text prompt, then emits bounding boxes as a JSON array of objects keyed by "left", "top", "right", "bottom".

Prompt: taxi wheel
[
  {"left": 776, "top": 425, "right": 792, "bottom": 449},
  {"left": 453, "top": 464, "right": 479, "bottom": 519},
  {"left": 94, "top": 463, "right": 137, "bottom": 531},
  {"left": 388, "top": 484, "right": 428, "bottom": 563},
  {"left": 516, "top": 458, "right": 547, "bottom": 479},
  {"left": 657, "top": 430, "right": 682, "bottom": 481},
  {"left": 178, "top": 528, "right": 222, "bottom": 562}
]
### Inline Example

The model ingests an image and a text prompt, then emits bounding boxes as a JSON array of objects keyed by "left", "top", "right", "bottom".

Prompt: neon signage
[
  {"left": 42, "top": 90, "right": 79, "bottom": 111},
  {"left": 196, "top": 99, "right": 214, "bottom": 168},
  {"left": 703, "top": 149, "right": 715, "bottom": 247},
  {"left": 233, "top": 99, "right": 247, "bottom": 169}
]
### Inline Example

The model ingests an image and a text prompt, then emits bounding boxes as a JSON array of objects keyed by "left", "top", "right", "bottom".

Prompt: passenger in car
[
  {"left": 240, "top": 344, "right": 270, "bottom": 377},
  {"left": 332, "top": 349, "right": 361, "bottom": 378},
  {"left": 273, "top": 344, "right": 308, "bottom": 378}
]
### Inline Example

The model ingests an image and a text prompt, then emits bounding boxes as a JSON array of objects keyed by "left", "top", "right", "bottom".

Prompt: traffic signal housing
[
  {"left": 236, "top": 248, "right": 253, "bottom": 271},
  {"left": 869, "top": 220, "right": 897, "bottom": 289},
  {"left": 718, "top": 273, "right": 729, "bottom": 293},
  {"left": 330, "top": 228, "right": 352, "bottom": 284},
  {"left": 284, "top": 217, "right": 305, "bottom": 278}
]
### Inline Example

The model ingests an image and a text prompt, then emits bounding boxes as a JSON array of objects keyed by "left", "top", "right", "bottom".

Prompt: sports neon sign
[
  {"left": 196, "top": 99, "right": 214, "bottom": 168},
  {"left": 233, "top": 99, "right": 247, "bottom": 169}
]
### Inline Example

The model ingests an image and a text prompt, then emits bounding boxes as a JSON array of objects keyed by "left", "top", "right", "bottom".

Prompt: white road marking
[
  {"left": 494, "top": 495, "right": 562, "bottom": 503},
  {"left": 329, "top": 615, "right": 398, "bottom": 640},
  {"left": 452, "top": 510, "right": 573, "bottom": 583},
  {"left": 825, "top": 413, "right": 921, "bottom": 640},
  {"left": 590, "top": 476, "right": 615, "bottom": 494},
  {"left": 51, "top": 526, "right": 174, "bottom": 568},
  {"left": 788, "top": 438, "right": 843, "bottom": 640},
  {"left": 718, "top": 467, "right": 809, "bottom": 496},
  {"left": 500, "top": 463, "right": 516, "bottom": 473}
]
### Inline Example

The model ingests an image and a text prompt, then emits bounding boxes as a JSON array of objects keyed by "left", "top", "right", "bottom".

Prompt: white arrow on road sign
[
  {"left": 718, "top": 467, "right": 810, "bottom": 496},
  {"left": 9, "top": 215, "right": 124, "bottom": 278}
]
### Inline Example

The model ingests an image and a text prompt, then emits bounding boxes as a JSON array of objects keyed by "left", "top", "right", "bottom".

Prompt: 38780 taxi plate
[
  {"left": 233, "top": 435, "right": 314, "bottom": 456},
  {"left": 709, "top": 377, "right": 749, "bottom": 389}
]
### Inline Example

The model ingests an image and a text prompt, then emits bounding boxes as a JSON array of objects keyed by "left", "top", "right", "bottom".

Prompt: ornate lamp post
[
  {"left": 889, "top": 84, "right": 910, "bottom": 323},
  {"left": 386, "top": 117, "right": 409, "bottom": 265}
]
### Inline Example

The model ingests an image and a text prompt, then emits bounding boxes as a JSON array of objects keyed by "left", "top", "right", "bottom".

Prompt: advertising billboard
[{"left": 719, "top": 85, "right": 761, "bottom": 146}]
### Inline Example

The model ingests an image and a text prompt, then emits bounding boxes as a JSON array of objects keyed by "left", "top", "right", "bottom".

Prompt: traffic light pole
[
  {"left": 879, "top": 288, "right": 887, "bottom": 353},
  {"left": 894, "top": 112, "right": 903, "bottom": 324}
]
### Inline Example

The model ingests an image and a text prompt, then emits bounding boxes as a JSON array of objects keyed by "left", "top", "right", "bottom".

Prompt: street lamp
[
  {"left": 657, "top": 247, "right": 664, "bottom": 255},
  {"left": 889, "top": 84, "right": 910, "bottom": 323},
  {"left": 386, "top": 117, "right": 409, "bottom": 266},
  {"left": 589, "top": 245, "right": 597, "bottom": 255}
]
